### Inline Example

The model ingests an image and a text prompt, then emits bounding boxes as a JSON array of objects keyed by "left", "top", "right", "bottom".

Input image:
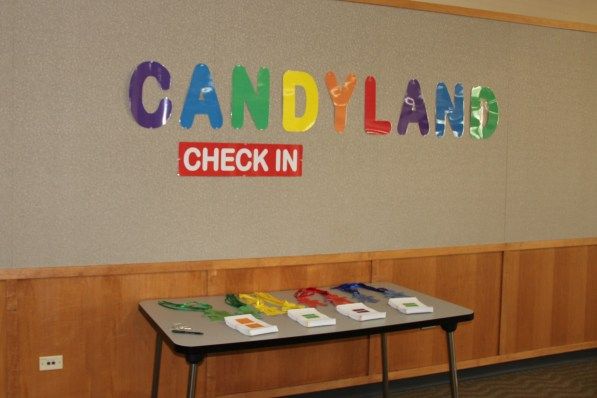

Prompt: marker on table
[
  {"left": 172, "top": 329, "right": 203, "bottom": 335},
  {"left": 172, "top": 323, "right": 203, "bottom": 335}
]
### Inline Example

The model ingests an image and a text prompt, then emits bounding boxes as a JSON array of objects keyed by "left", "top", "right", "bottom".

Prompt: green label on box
[
  {"left": 404, "top": 302, "right": 419, "bottom": 307},
  {"left": 302, "top": 314, "right": 320, "bottom": 319}
]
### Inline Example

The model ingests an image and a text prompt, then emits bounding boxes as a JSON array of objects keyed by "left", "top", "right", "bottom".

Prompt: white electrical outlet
[{"left": 39, "top": 355, "right": 63, "bottom": 371}]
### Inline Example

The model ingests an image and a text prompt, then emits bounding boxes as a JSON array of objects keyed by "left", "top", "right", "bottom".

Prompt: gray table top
[{"left": 139, "top": 282, "right": 474, "bottom": 355}]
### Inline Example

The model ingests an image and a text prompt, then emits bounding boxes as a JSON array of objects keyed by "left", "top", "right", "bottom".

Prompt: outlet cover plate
[{"left": 39, "top": 355, "right": 63, "bottom": 371}]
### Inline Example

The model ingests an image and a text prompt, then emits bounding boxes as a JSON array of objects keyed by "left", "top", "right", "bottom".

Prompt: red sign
[{"left": 178, "top": 142, "right": 303, "bottom": 177}]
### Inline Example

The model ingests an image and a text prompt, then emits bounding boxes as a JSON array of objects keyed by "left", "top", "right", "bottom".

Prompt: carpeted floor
[
  {"left": 289, "top": 350, "right": 597, "bottom": 398},
  {"left": 395, "top": 357, "right": 597, "bottom": 398}
]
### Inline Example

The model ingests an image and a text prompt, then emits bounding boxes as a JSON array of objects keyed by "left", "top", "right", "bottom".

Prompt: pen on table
[{"left": 172, "top": 329, "right": 204, "bottom": 335}]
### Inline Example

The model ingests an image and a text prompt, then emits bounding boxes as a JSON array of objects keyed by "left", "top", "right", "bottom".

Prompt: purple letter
[
  {"left": 129, "top": 61, "right": 172, "bottom": 128},
  {"left": 397, "top": 79, "right": 429, "bottom": 135}
]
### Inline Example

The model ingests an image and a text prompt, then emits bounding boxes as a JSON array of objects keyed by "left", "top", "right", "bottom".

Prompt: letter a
[
  {"left": 179, "top": 64, "right": 223, "bottom": 129},
  {"left": 397, "top": 79, "right": 429, "bottom": 135}
]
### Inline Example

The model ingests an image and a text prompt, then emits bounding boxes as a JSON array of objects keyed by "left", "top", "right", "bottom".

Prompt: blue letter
[
  {"left": 435, "top": 83, "right": 464, "bottom": 138},
  {"left": 179, "top": 64, "right": 223, "bottom": 129}
]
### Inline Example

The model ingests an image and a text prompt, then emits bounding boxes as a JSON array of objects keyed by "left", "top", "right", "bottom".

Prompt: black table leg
[
  {"left": 185, "top": 353, "right": 205, "bottom": 398},
  {"left": 187, "top": 363, "right": 198, "bottom": 398},
  {"left": 151, "top": 332, "right": 163, "bottom": 398},
  {"left": 381, "top": 332, "right": 389, "bottom": 398},
  {"left": 442, "top": 322, "right": 459, "bottom": 398}
]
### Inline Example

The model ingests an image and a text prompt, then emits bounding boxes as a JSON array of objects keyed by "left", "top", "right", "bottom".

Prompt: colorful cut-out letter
[
  {"left": 282, "top": 70, "right": 319, "bottom": 132},
  {"left": 435, "top": 82, "right": 464, "bottom": 138},
  {"left": 397, "top": 79, "right": 429, "bottom": 136},
  {"left": 231, "top": 66, "right": 270, "bottom": 130},
  {"left": 470, "top": 86, "right": 499, "bottom": 139},
  {"left": 129, "top": 61, "right": 172, "bottom": 128},
  {"left": 364, "top": 76, "right": 391, "bottom": 135},
  {"left": 179, "top": 64, "right": 223, "bottom": 129},
  {"left": 324, "top": 71, "right": 356, "bottom": 133}
]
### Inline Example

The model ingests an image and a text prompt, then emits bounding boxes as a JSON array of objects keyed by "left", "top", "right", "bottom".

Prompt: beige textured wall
[
  {"left": 1, "top": 1, "right": 15, "bottom": 268},
  {"left": 420, "top": 0, "right": 597, "bottom": 25},
  {"left": 1, "top": 0, "right": 596, "bottom": 268},
  {"left": 505, "top": 25, "right": 597, "bottom": 241}
]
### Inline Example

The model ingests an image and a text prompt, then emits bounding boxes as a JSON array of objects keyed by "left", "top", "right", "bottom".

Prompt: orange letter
[{"left": 325, "top": 72, "right": 357, "bottom": 133}]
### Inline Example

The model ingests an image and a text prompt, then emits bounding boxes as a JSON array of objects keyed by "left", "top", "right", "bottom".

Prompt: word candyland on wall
[{"left": 128, "top": 61, "right": 500, "bottom": 176}]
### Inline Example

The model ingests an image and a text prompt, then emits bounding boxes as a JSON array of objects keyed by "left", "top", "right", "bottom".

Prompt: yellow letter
[{"left": 283, "top": 70, "right": 319, "bottom": 132}]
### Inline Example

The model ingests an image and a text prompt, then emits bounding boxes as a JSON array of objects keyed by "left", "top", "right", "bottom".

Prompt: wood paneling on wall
[
  {"left": 0, "top": 241, "right": 595, "bottom": 397},
  {"left": 10, "top": 272, "right": 207, "bottom": 398},
  {"left": 206, "top": 261, "right": 371, "bottom": 295},
  {"left": 371, "top": 252, "right": 502, "bottom": 372},
  {"left": 0, "top": 281, "right": 6, "bottom": 397},
  {"left": 500, "top": 245, "right": 597, "bottom": 354}
]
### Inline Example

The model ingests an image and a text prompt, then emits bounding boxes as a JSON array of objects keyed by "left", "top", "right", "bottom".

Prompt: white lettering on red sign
[{"left": 178, "top": 142, "right": 303, "bottom": 177}]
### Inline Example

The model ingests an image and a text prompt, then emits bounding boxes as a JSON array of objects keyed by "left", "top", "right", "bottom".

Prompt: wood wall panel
[
  {"left": 206, "top": 261, "right": 371, "bottom": 396},
  {"left": 371, "top": 252, "right": 502, "bottom": 372},
  {"left": 500, "top": 245, "right": 596, "bottom": 354},
  {"left": 585, "top": 246, "right": 597, "bottom": 342},
  {"left": 3, "top": 281, "right": 18, "bottom": 398},
  {"left": 0, "top": 242, "right": 595, "bottom": 397},
  {"left": 0, "top": 281, "right": 5, "bottom": 398},
  {"left": 12, "top": 272, "right": 207, "bottom": 398},
  {"left": 206, "top": 261, "right": 371, "bottom": 295}
]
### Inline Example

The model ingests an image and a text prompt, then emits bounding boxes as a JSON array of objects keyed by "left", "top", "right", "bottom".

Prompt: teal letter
[
  {"left": 231, "top": 66, "right": 270, "bottom": 130},
  {"left": 179, "top": 64, "right": 223, "bottom": 129},
  {"left": 435, "top": 83, "right": 464, "bottom": 138},
  {"left": 470, "top": 86, "right": 499, "bottom": 139}
]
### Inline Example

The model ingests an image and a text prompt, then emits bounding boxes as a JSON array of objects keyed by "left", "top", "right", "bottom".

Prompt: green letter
[
  {"left": 470, "top": 86, "right": 499, "bottom": 139},
  {"left": 231, "top": 66, "right": 270, "bottom": 130}
]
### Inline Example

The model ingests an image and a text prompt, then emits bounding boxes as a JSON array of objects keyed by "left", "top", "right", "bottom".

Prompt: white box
[{"left": 388, "top": 297, "right": 434, "bottom": 314}]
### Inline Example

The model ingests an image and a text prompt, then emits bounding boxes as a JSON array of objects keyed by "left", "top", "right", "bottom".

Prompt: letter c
[
  {"left": 183, "top": 147, "right": 201, "bottom": 172},
  {"left": 129, "top": 61, "right": 172, "bottom": 128}
]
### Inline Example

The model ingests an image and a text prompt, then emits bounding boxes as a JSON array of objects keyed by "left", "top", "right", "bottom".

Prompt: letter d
[
  {"left": 470, "top": 86, "right": 499, "bottom": 139},
  {"left": 282, "top": 71, "right": 319, "bottom": 132}
]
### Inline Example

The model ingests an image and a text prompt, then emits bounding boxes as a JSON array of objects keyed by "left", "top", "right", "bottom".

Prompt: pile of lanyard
[
  {"left": 224, "top": 294, "right": 263, "bottom": 318},
  {"left": 157, "top": 300, "right": 233, "bottom": 321},
  {"left": 333, "top": 283, "right": 406, "bottom": 303},
  {"left": 158, "top": 283, "right": 404, "bottom": 320},
  {"left": 238, "top": 292, "right": 304, "bottom": 315},
  {"left": 294, "top": 287, "right": 353, "bottom": 307}
]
